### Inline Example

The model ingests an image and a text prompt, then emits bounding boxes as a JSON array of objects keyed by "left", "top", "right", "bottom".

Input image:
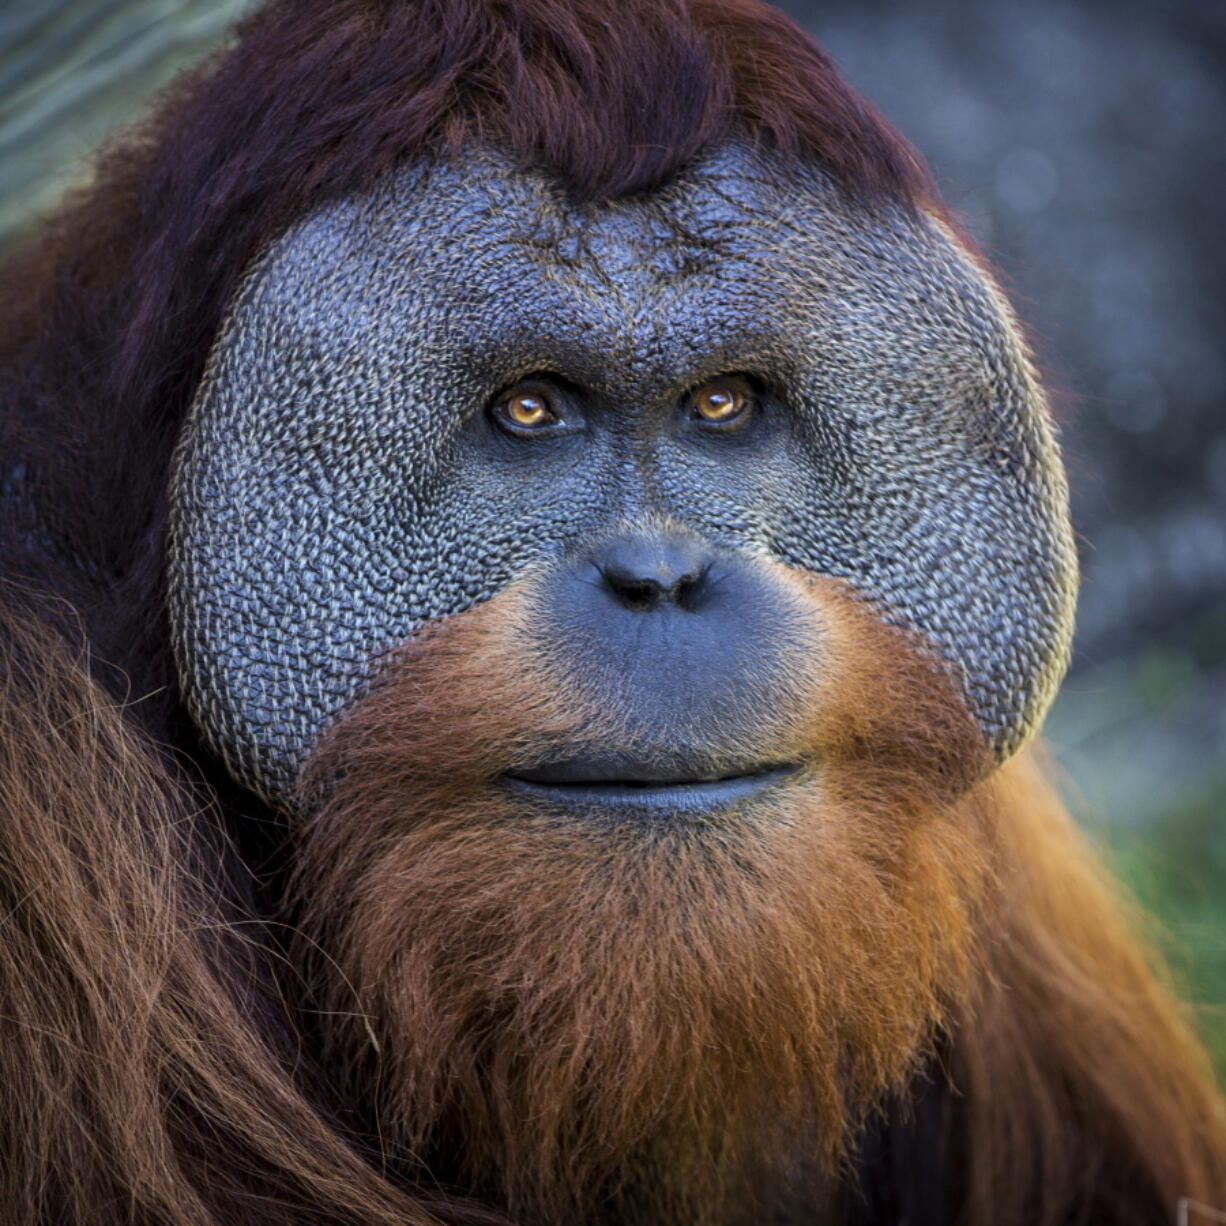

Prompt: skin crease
[{"left": 170, "top": 144, "right": 1075, "bottom": 802}]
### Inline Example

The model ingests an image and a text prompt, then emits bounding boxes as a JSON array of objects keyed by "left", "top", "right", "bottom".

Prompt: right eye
[{"left": 490, "top": 385, "right": 561, "bottom": 436}]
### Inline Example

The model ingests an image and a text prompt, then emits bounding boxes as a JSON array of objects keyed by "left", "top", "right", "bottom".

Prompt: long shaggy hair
[
  {"left": 0, "top": 597, "right": 501, "bottom": 1226},
  {"left": 1, "top": 1, "right": 1224, "bottom": 1223}
]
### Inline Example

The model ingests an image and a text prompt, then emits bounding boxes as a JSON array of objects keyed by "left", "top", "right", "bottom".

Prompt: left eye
[
  {"left": 491, "top": 386, "right": 560, "bottom": 435},
  {"left": 688, "top": 378, "right": 754, "bottom": 429}
]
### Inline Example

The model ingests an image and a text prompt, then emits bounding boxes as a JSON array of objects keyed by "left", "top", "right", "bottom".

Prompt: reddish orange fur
[
  {"left": 961, "top": 750, "right": 1226, "bottom": 1223},
  {"left": 0, "top": 600, "right": 504, "bottom": 1226},
  {"left": 288, "top": 565, "right": 1226, "bottom": 1223},
  {"left": 289, "top": 565, "right": 989, "bottom": 1224},
  {"left": 1, "top": 0, "right": 1219, "bottom": 1218}
]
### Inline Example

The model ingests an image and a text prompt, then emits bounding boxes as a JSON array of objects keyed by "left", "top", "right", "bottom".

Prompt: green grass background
[{"left": 1109, "top": 776, "right": 1226, "bottom": 1078}]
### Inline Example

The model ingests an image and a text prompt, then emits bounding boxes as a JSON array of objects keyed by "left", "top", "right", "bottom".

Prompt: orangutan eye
[
  {"left": 491, "top": 386, "right": 560, "bottom": 436},
  {"left": 688, "top": 378, "right": 755, "bottom": 430}
]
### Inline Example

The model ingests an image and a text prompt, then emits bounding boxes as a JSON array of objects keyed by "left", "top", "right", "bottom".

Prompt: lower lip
[{"left": 499, "top": 765, "right": 799, "bottom": 818}]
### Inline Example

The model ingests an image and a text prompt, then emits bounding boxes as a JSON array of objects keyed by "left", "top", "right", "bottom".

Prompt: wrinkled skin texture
[{"left": 170, "top": 143, "right": 1075, "bottom": 803}]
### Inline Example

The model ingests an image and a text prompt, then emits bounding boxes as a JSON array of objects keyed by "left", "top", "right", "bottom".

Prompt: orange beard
[{"left": 288, "top": 567, "right": 996, "bottom": 1226}]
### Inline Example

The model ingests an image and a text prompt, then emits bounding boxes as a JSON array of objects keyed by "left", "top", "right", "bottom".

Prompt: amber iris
[
  {"left": 497, "top": 389, "right": 556, "bottom": 430},
  {"left": 692, "top": 379, "right": 750, "bottom": 425}
]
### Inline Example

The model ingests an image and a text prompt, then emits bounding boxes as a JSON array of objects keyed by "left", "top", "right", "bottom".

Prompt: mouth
[{"left": 500, "top": 754, "right": 800, "bottom": 818}]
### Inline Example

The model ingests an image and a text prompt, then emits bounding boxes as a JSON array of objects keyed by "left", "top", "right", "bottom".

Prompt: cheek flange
[{"left": 167, "top": 147, "right": 1076, "bottom": 803}]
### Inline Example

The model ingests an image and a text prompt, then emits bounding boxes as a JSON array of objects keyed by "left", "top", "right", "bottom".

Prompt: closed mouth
[{"left": 500, "top": 758, "right": 799, "bottom": 817}]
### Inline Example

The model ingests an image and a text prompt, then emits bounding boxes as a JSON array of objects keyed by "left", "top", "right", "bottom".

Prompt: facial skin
[{"left": 169, "top": 142, "right": 1075, "bottom": 807}]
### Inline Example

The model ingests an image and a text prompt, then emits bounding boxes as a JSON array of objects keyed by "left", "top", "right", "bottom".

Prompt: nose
[
  {"left": 534, "top": 527, "right": 809, "bottom": 771},
  {"left": 595, "top": 533, "right": 713, "bottom": 612}
]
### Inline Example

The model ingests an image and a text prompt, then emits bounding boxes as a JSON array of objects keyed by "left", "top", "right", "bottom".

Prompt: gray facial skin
[{"left": 169, "top": 143, "right": 1077, "bottom": 804}]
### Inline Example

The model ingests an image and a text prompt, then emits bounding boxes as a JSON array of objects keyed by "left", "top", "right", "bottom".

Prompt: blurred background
[{"left": 1, "top": 0, "right": 1223, "bottom": 1067}]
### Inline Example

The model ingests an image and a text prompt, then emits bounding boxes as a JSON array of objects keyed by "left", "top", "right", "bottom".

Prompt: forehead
[{"left": 250, "top": 143, "right": 990, "bottom": 405}]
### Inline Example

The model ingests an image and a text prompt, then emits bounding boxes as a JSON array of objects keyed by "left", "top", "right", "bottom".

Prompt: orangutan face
[{"left": 166, "top": 142, "right": 1072, "bottom": 1223}]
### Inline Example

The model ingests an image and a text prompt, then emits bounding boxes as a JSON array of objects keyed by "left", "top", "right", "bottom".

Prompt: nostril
[
  {"left": 615, "top": 577, "right": 665, "bottom": 612},
  {"left": 672, "top": 564, "right": 709, "bottom": 611},
  {"left": 594, "top": 533, "right": 716, "bottom": 613}
]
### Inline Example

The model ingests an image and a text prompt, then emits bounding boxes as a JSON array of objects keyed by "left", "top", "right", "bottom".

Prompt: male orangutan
[{"left": 0, "top": 1, "right": 1223, "bottom": 1224}]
